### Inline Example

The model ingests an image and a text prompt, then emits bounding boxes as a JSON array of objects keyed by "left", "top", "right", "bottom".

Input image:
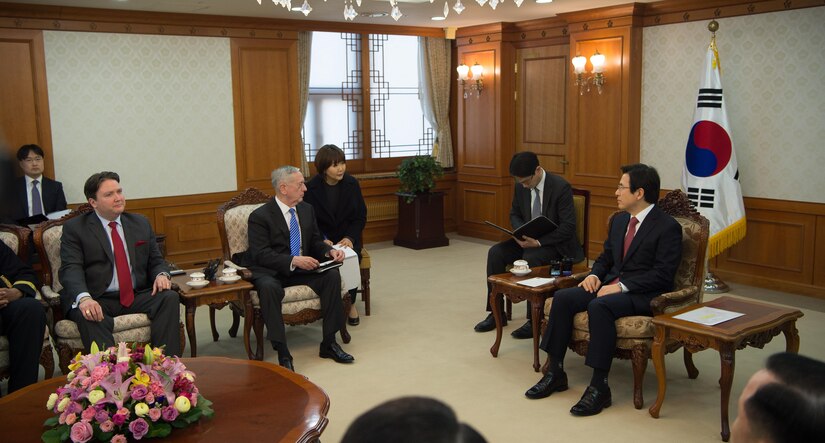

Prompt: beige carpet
[{"left": 10, "top": 234, "right": 824, "bottom": 442}]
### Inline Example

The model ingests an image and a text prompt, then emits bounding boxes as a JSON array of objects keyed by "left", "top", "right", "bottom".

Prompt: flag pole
[{"left": 702, "top": 19, "right": 731, "bottom": 294}]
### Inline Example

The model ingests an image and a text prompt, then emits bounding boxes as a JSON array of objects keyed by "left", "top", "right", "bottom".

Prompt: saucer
[
  {"left": 510, "top": 268, "right": 531, "bottom": 276},
  {"left": 186, "top": 280, "right": 210, "bottom": 288},
  {"left": 218, "top": 275, "right": 242, "bottom": 283}
]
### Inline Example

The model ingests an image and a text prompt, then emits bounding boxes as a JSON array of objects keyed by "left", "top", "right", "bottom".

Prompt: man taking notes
[
  {"left": 475, "top": 151, "right": 583, "bottom": 338},
  {"left": 238, "top": 166, "right": 353, "bottom": 372}
]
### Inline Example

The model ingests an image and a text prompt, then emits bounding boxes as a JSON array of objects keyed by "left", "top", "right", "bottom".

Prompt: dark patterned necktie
[
  {"left": 531, "top": 188, "right": 541, "bottom": 219},
  {"left": 109, "top": 221, "right": 134, "bottom": 307},
  {"left": 289, "top": 208, "right": 300, "bottom": 256},
  {"left": 31, "top": 179, "right": 43, "bottom": 216}
]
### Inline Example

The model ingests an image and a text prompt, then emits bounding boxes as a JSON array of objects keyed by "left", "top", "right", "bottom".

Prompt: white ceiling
[{"left": 9, "top": 0, "right": 658, "bottom": 28}]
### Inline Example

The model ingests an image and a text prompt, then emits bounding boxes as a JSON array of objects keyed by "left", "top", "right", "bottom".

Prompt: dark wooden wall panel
[
  {"left": 231, "top": 38, "right": 300, "bottom": 191},
  {"left": 0, "top": 28, "right": 53, "bottom": 177}
]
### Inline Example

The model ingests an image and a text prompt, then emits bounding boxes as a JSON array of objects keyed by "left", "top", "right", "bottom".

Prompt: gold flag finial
[{"left": 708, "top": 19, "right": 719, "bottom": 34}]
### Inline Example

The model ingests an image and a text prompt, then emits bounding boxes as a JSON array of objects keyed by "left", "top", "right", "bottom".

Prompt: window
[{"left": 303, "top": 32, "right": 434, "bottom": 173}]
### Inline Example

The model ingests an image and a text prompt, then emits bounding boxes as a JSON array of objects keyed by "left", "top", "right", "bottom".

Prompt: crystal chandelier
[{"left": 256, "top": 0, "right": 535, "bottom": 22}]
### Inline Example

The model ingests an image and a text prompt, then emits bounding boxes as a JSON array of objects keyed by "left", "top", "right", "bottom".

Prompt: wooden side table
[
  {"left": 648, "top": 296, "right": 803, "bottom": 442},
  {"left": 488, "top": 266, "right": 568, "bottom": 372},
  {"left": 173, "top": 271, "right": 255, "bottom": 358}
]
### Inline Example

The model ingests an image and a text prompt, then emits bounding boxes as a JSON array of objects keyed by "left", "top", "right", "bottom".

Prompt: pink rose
[
  {"left": 110, "top": 434, "right": 127, "bottom": 443},
  {"left": 112, "top": 408, "right": 129, "bottom": 426},
  {"left": 81, "top": 407, "right": 96, "bottom": 422},
  {"left": 91, "top": 365, "right": 110, "bottom": 382},
  {"left": 65, "top": 413, "right": 77, "bottom": 425},
  {"left": 100, "top": 420, "right": 114, "bottom": 432},
  {"left": 69, "top": 421, "right": 93, "bottom": 443},
  {"left": 144, "top": 393, "right": 155, "bottom": 405},
  {"left": 148, "top": 408, "right": 161, "bottom": 422},
  {"left": 161, "top": 405, "right": 178, "bottom": 422},
  {"left": 130, "top": 385, "right": 148, "bottom": 401},
  {"left": 95, "top": 409, "right": 110, "bottom": 423},
  {"left": 128, "top": 418, "right": 149, "bottom": 440}
]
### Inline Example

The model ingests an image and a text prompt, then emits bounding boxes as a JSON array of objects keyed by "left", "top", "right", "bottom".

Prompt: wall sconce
[
  {"left": 572, "top": 50, "right": 605, "bottom": 95},
  {"left": 457, "top": 62, "right": 484, "bottom": 99}
]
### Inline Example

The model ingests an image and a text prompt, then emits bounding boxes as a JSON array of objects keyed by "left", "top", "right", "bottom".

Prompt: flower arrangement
[{"left": 42, "top": 342, "right": 214, "bottom": 443}]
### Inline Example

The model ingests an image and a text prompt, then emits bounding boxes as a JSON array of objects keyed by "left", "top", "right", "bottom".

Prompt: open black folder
[
  {"left": 294, "top": 260, "right": 343, "bottom": 274},
  {"left": 484, "top": 215, "right": 558, "bottom": 240}
]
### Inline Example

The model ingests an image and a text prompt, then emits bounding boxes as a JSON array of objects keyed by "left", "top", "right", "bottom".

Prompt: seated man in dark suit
[
  {"left": 475, "top": 151, "right": 583, "bottom": 338},
  {"left": 59, "top": 172, "right": 180, "bottom": 356},
  {"left": 238, "top": 165, "right": 352, "bottom": 372},
  {"left": 12, "top": 144, "right": 67, "bottom": 225},
  {"left": 0, "top": 241, "right": 47, "bottom": 393},
  {"left": 525, "top": 163, "right": 682, "bottom": 416}
]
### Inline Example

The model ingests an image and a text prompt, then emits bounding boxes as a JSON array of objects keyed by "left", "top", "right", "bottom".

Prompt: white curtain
[
  {"left": 298, "top": 31, "right": 312, "bottom": 176},
  {"left": 417, "top": 37, "right": 453, "bottom": 168}
]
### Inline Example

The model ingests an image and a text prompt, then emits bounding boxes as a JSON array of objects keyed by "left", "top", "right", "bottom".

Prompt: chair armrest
[
  {"left": 41, "top": 285, "right": 61, "bottom": 306},
  {"left": 554, "top": 271, "right": 589, "bottom": 289},
  {"left": 224, "top": 260, "right": 253, "bottom": 280},
  {"left": 650, "top": 285, "right": 700, "bottom": 316}
]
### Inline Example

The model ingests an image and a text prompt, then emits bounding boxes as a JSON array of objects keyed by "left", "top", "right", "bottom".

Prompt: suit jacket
[
  {"left": 509, "top": 171, "right": 584, "bottom": 262},
  {"left": 58, "top": 211, "right": 168, "bottom": 315},
  {"left": 589, "top": 205, "right": 683, "bottom": 310},
  {"left": 12, "top": 176, "right": 67, "bottom": 224},
  {"left": 239, "top": 199, "right": 333, "bottom": 278},
  {"left": 302, "top": 173, "right": 367, "bottom": 254},
  {"left": 0, "top": 241, "right": 38, "bottom": 298}
]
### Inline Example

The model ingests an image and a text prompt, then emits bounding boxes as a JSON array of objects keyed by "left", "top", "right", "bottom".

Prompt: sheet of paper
[
  {"left": 673, "top": 306, "right": 744, "bottom": 326},
  {"left": 516, "top": 277, "right": 555, "bottom": 288},
  {"left": 46, "top": 209, "right": 71, "bottom": 220},
  {"left": 332, "top": 244, "right": 358, "bottom": 259}
]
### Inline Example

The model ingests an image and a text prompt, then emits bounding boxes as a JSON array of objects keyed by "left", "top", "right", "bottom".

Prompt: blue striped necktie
[{"left": 289, "top": 208, "right": 300, "bottom": 256}]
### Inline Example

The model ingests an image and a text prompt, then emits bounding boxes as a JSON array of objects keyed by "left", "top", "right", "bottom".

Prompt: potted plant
[{"left": 394, "top": 155, "right": 449, "bottom": 249}]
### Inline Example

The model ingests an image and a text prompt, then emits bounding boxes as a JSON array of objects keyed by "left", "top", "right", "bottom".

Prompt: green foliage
[{"left": 397, "top": 155, "right": 444, "bottom": 202}]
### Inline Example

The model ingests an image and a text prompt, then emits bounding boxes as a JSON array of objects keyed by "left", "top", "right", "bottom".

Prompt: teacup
[
  {"left": 512, "top": 260, "right": 529, "bottom": 272},
  {"left": 189, "top": 272, "right": 206, "bottom": 282},
  {"left": 221, "top": 267, "right": 237, "bottom": 277}
]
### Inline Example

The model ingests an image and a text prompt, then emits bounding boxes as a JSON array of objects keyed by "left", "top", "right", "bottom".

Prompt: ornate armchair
[
  {"left": 216, "top": 188, "right": 351, "bottom": 361},
  {"left": 0, "top": 224, "right": 55, "bottom": 392},
  {"left": 34, "top": 206, "right": 184, "bottom": 374},
  {"left": 543, "top": 189, "right": 710, "bottom": 409},
  {"left": 357, "top": 248, "right": 372, "bottom": 315}
]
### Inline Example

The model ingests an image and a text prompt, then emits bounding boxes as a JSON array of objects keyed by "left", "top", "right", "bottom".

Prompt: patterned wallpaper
[
  {"left": 43, "top": 32, "right": 236, "bottom": 203},
  {"left": 641, "top": 7, "right": 825, "bottom": 204}
]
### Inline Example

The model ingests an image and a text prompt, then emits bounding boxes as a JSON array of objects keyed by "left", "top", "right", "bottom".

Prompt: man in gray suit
[
  {"left": 475, "top": 151, "right": 583, "bottom": 337},
  {"left": 59, "top": 172, "right": 180, "bottom": 356},
  {"left": 239, "top": 166, "right": 352, "bottom": 372}
]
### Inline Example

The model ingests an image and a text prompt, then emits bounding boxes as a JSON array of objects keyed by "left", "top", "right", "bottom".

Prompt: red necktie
[
  {"left": 109, "top": 221, "right": 134, "bottom": 307},
  {"left": 622, "top": 217, "right": 639, "bottom": 259},
  {"left": 609, "top": 217, "right": 639, "bottom": 285}
]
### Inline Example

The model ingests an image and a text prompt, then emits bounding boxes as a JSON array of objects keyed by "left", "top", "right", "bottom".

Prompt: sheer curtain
[
  {"left": 298, "top": 31, "right": 312, "bottom": 176},
  {"left": 417, "top": 37, "right": 453, "bottom": 168}
]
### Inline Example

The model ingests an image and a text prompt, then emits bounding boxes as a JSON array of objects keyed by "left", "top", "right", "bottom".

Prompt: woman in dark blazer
[{"left": 303, "top": 144, "right": 367, "bottom": 325}]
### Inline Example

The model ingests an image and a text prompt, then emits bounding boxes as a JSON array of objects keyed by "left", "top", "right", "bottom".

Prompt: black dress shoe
[
  {"left": 319, "top": 342, "right": 355, "bottom": 363},
  {"left": 525, "top": 371, "right": 568, "bottom": 399},
  {"left": 278, "top": 356, "right": 295, "bottom": 372},
  {"left": 474, "top": 313, "right": 507, "bottom": 332},
  {"left": 511, "top": 320, "right": 533, "bottom": 339},
  {"left": 348, "top": 316, "right": 360, "bottom": 326},
  {"left": 570, "top": 385, "right": 612, "bottom": 416}
]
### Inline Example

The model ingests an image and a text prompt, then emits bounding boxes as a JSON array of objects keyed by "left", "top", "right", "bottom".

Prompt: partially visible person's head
[
  {"left": 17, "top": 144, "right": 45, "bottom": 178},
  {"left": 509, "top": 151, "right": 541, "bottom": 189},
  {"left": 314, "top": 144, "right": 347, "bottom": 184},
  {"left": 271, "top": 166, "right": 305, "bottom": 207},
  {"left": 341, "top": 396, "right": 487, "bottom": 443},
  {"left": 731, "top": 353, "right": 825, "bottom": 443},
  {"left": 617, "top": 163, "right": 660, "bottom": 213},
  {"left": 84, "top": 171, "right": 125, "bottom": 221}
]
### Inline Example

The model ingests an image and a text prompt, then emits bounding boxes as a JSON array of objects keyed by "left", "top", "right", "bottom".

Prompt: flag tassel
[{"left": 707, "top": 217, "right": 746, "bottom": 259}]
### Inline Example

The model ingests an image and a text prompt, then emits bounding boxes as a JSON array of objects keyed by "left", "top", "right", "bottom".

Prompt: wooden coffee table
[
  {"left": 488, "top": 266, "right": 571, "bottom": 372},
  {"left": 648, "top": 296, "right": 803, "bottom": 442},
  {"left": 173, "top": 270, "right": 255, "bottom": 358},
  {"left": 0, "top": 357, "right": 329, "bottom": 442}
]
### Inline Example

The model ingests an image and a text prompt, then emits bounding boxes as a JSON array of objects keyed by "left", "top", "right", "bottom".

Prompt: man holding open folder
[{"left": 474, "top": 152, "right": 583, "bottom": 337}]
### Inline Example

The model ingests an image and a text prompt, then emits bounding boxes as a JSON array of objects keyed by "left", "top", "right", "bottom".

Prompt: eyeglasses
[
  {"left": 616, "top": 184, "right": 630, "bottom": 191},
  {"left": 514, "top": 174, "right": 535, "bottom": 185},
  {"left": 22, "top": 156, "right": 43, "bottom": 163}
]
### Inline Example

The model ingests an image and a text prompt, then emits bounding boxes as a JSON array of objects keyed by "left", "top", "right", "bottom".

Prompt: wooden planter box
[{"left": 394, "top": 192, "right": 449, "bottom": 250}]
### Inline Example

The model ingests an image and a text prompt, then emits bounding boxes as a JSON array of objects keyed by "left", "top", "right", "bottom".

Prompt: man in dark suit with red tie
[
  {"left": 58, "top": 172, "right": 180, "bottom": 356},
  {"left": 239, "top": 165, "right": 352, "bottom": 372},
  {"left": 12, "top": 144, "right": 67, "bottom": 225},
  {"left": 525, "top": 163, "right": 682, "bottom": 416}
]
